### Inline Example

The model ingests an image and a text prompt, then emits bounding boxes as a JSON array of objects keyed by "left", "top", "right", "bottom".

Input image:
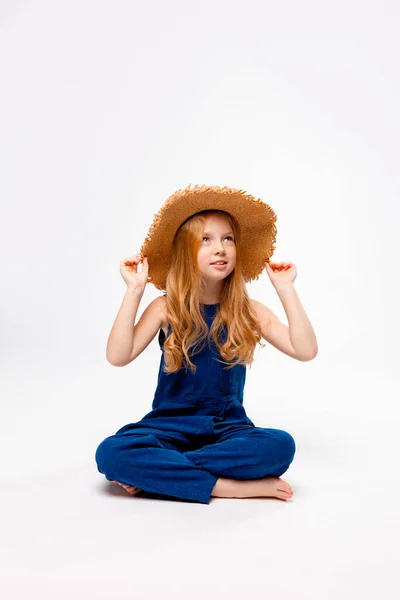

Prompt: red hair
[{"left": 162, "top": 210, "right": 267, "bottom": 374}]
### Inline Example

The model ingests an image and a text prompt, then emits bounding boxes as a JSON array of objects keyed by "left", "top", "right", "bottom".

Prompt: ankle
[{"left": 211, "top": 477, "right": 240, "bottom": 498}]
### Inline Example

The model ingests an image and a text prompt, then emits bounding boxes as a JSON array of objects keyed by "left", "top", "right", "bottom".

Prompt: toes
[
  {"left": 108, "top": 480, "right": 142, "bottom": 496},
  {"left": 281, "top": 491, "right": 293, "bottom": 498},
  {"left": 121, "top": 484, "right": 141, "bottom": 495},
  {"left": 112, "top": 481, "right": 138, "bottom": 492},
  {"left": 279, "top": 492, "right": 292, "bottom": 500},
  {"left": 278, "top": 483, "right": 293, "bottom": 493},
  {"left": 278, "top": 487, "right": 293, "bottom": 496}
]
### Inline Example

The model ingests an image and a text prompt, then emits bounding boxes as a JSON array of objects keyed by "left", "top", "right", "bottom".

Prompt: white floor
[{"left": 1, "top": 363, "right": 399, "bottom": 599}]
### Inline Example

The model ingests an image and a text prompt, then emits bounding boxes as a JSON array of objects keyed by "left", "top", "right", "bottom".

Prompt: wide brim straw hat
[{"left": 140, "top": 183, "right": 278, "bottom": 291}]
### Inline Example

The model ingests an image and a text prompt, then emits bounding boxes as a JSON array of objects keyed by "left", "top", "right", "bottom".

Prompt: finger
[
  {"left": 121, "top": 258, "right": 139, "bottom": 264},
  {"left": 122, "top": 261, "right": 138, "bottom": 268},
  {"left": 125, "top": 254, "right": 143, "bottom": 262},
  {"left": 122, "top": 256, "right": 142, "bottom": 265}
]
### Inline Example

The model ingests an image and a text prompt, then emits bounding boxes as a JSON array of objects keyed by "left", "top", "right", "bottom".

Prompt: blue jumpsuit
[{"left": 95, "top": 302, "right": 296, "bottom": 504}]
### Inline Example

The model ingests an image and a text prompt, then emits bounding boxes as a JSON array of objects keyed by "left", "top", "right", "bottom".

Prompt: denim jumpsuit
[{"left": 95, "top": 302, "right": 296, "bottom": 504}]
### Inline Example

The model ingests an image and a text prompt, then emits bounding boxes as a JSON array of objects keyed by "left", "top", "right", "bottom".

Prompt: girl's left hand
[{"left": 264, "top": 260, "right": 297, "bottom": 288}]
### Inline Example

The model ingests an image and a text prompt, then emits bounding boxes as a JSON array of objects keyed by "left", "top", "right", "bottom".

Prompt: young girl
[{"left": 95, "top": 184, "right": 318, "bottom": 504}]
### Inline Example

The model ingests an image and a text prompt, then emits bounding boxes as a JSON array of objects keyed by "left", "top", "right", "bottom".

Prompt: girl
[{"left": 95, "top": 184, "right": 318, "bottom": 504}]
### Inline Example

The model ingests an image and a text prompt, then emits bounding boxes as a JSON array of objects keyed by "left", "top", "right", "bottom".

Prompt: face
[{"left": 197, "top": 215, "right": 236, "bottom": 280}]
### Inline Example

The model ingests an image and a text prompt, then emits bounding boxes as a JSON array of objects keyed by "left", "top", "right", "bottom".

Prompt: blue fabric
[{"left": 95, "top": 303, "right": 296, "bottom": 504}]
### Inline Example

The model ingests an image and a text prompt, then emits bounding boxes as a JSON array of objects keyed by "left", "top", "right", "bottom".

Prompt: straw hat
[{"left": 140, "top": 184, "right": 278, "bottom": 291}]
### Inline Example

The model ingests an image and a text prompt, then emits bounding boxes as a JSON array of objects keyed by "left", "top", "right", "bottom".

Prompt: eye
[{"left": 202, "top": 236, "right": 234, "bottom": 242}]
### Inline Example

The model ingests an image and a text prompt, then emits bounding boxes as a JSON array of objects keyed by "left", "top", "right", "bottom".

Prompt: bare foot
[
  {"left": 112, "top": 480, "right": 142, "bottom": 496},
  {"left": 257, "top": 476, "right": 294, "bottom": 500},
  {"left": 211, "top": 475, "right": 294, "bottom": 500}
]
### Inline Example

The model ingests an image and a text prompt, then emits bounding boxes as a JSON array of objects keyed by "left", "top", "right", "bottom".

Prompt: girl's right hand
[{"left": 120, "top": 254, "right": 149, "bottom": 290}]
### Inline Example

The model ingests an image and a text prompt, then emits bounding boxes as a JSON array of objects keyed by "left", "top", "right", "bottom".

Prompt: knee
[
  {"left": 95, "top": 436, "right": 117, "bottom": 475},
  {"left": 259, "top": 429, "right": 296, "bottom": 465},
  {"left": 277, "top": 430, "right": 296, "bottom": 464}
]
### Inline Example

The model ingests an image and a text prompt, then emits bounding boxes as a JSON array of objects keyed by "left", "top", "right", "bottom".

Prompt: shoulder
[
  {"left": 248, "top": 297, "right": 281, "bottom": 338},
  {"left": 155, "top": 294, "right": 167, "bottom": 307},
  {"left": 153, "top": 294, "right": 167, "bottom": 314},
  {"left": 249, "top": 297, "right": 307, "bottom": 360},
  {"left": 139, "top": 295, "right": 167, "bottom": 327},
  {"left": 249, "top": 298, "right": 273, "bottom": 324},
  {"left": 155, "top": 294, "right": 168, "bottom": 330}
]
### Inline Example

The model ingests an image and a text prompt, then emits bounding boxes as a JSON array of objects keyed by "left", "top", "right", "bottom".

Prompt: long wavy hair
[{"left": 162, "top": 209, "right": 267, "bottom": 374}]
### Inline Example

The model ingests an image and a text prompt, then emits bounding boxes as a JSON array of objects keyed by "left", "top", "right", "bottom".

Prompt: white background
[{"left": 1, "top": 1, "right": 399, "bottom": 598}]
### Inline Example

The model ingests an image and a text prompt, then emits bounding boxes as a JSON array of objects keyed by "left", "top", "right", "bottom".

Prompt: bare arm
[
  {"left": 275, "top": 284, "right": 318, "bottom": 360},
  {"left": 250, "top": 293, "right": 318, "bottom": 361},
  {"left": 106, "top": 286, "right": 145, "bottom": 366}
]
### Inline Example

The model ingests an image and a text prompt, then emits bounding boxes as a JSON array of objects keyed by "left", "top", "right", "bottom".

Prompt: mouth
[{"left": 210, "top": 261, "right": 228, "bottom": 268}]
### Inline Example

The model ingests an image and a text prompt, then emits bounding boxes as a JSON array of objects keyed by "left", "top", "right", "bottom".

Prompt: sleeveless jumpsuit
[{"left": 95, "top": 302, "right": 296, "bottom": 504}]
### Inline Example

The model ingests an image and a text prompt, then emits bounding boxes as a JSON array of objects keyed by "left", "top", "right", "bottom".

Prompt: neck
[{"left": 200, "top": 283, "right": 223, "bottom": 305}]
